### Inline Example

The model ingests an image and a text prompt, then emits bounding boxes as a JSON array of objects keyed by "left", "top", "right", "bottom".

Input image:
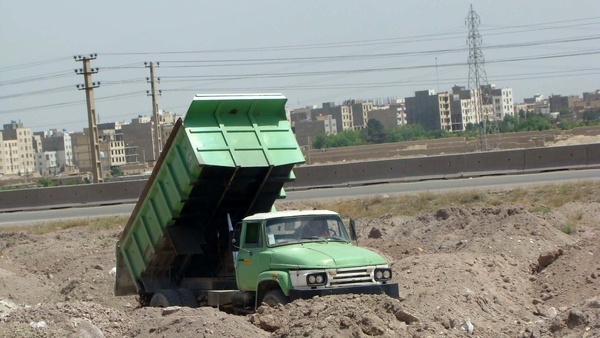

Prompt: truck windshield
[{"left": 264, "top": 215, "right": 350, "bottom": 246}]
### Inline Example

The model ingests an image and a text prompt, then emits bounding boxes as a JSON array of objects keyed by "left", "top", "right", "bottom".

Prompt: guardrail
[{"left": 1, "top": 143, "right": 599, "bottom": 213}]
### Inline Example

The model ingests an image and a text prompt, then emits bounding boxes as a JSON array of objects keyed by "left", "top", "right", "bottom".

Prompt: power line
[
  {"left": 158, "top": 50, "right": 600, "bottom": 82},
  {"left": 0, "top": 91, "right": 142, "bottom": 114},
  {"left": 154, "top": 35, "right": 600, "bottom": 68},
  {"left": 0, "top": 56, "right": 71, "bottom": 72},
  {"left": 98, "top": 17, "right": 600, "bottom": 56}
]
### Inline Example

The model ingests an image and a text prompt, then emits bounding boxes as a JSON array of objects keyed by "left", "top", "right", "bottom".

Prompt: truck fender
[{"left": 255, "top": 270, "right": 291, "bottom": 307}]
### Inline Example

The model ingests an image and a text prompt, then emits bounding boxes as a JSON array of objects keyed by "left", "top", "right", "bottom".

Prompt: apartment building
[
  {"left": 71, "top": 131, "right": 92, "bottom": 172},
  {"left": 405, "top": 90, "right": 452, "bottom": 131},
  {"left": 35, "top": 151, "right": 59, "bottom": 175},
  {"left": 39, "top": 129, "right": 74, "bottom": 169},
  {"left": 294, "top": 115, "right": 337, "bottom": 147},
  {"left": 549, "top": 94, "right": 580, "bottom": 113},
  {"left": 491, "top": 87, "right": 514, "bottom": 120},
  {"left": 122, "top": 116, "right": 155, "bottom": 163},
  {"left": 0, "top": 121, "right": 35, "bottom": 175},
  {"left": 346, "top": 99, "right": 373, "bottom": 130},
  {"left": 98, "top": 123, "right": 126, "bottom": 170},
  {"left": 311, "top": 102, "right": 353, "bottom": 133}
]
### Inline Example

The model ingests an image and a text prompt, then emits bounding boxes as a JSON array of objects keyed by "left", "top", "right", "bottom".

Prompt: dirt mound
[
  {"left": 1, "top": 199, "right": 598, "bottom": 337},
  {"left": 250, "top": 294, "right": 435, "bottom": 337}
]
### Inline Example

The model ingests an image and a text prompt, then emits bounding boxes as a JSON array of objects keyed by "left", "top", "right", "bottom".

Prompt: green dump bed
[{"left": 115, "top": 94, "right": 305, "bottom": 296}]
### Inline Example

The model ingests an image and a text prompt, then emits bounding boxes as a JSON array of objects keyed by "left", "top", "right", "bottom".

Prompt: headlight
[
  {"left": 306, "top": 273, "right": 327, "bottom": 286},
  {"left": 374, "top": 268, "right": 392, "bottom": 282}
]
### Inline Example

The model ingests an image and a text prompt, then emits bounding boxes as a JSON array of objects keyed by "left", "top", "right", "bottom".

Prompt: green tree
[
  {"left": 110, "top": 166, "right": 124, "bottom": 177},
  {"left": 386, "top": 124, "right": 427, "bottom": 142},
  {"left": 37, "top": 177, "right": 56, "bottom": 187},
  {"left": 312, "top": 134, "right": 327, "bottom": 149},
  {"left": 517, "top": 114, "right": 551, "bottom": 131},
  {"left": 583, "top": 110, "right": 600, "bottom": 122},
  {"left": 362, "top": 119, "right": 386, "bottom": 144}
]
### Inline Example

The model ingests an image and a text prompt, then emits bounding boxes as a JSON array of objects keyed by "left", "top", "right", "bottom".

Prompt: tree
[
  {"left": 583, "top": 110, "right": 600, "bottom": 122},
  {"left": 386, "top": 124, "right": 427, "bottom": 142},
  {"left": 362, "top": 119, "right": 386, "bottom": 144},
  {"left": 559, "top": 107, "right": 570, "bottom": 116},
  {"left": 517, "top": 114, "right": 551, "bottom": 131},
  {"left": 110, "top": 166, "right": 124, "bottom": 177},
  {"left": 312, "top": 135, "right": 327, "bottom": 149},
  {"left": 37, "top": 177, "right": 55, "bottom": 187}
]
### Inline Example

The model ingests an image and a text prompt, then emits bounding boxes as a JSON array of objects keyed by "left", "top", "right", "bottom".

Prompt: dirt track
[{"left": 1, "top": 182, "right": 599, "bottom": 337}]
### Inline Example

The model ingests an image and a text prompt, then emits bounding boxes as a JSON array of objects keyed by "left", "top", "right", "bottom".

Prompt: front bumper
[{"left": 288, "top": 282, "right": 399, "bottom": 301}]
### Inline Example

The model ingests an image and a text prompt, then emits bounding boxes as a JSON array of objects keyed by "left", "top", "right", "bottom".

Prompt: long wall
[{"left": 1, "top": 143, "right": 599, "bottom": 213}]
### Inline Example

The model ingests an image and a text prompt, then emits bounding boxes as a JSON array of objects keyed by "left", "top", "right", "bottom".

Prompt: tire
[
  {"left": 149, "top": 289, "right": 183, "bottom": 307},
  {"left": 176, "top": 288, "right": 199, "bottom": 308},
  {"left": 262, "top": 289, "right": 288, "bottom": 307}
]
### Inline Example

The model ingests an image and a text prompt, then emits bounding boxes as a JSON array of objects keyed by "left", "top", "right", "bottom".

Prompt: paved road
[{"left": 1, "top": 169, "right": 598, "bottom": 227}]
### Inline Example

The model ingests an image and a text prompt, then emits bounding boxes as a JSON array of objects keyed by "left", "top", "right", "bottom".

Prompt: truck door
[{"left": 236, "top": 221, "right": 266, "bottom": 291}]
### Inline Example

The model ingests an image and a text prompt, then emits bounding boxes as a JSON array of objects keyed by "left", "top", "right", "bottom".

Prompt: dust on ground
[{"left": 1, "top": 194, "right": 599, "bottom": 337}]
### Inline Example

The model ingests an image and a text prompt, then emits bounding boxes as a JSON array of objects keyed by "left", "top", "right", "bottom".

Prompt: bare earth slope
[{"left": 1, "top": 197, "right": 599, "bottom": 337}]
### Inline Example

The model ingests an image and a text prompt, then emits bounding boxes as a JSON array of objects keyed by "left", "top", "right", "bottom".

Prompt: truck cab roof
[{"left": 243, "top": 210, "right": 339, "bottom": 222}]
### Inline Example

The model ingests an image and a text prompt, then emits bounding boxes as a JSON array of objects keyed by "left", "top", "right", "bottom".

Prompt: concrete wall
[{"left": 1, "top": 143, "right": 599, "bottom": 212}]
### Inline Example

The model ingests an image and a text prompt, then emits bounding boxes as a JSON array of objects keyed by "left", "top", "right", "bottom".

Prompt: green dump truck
[{"left": 115, "top": 93, "right": 399, "bottom": 311}]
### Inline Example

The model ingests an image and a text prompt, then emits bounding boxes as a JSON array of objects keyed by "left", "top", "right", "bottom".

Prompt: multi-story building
[
  {"left": 367, "top": 108, "right": 398, "bottom": 131},
  {"left": 289, "top": 106, "right": 313, "bottom": 127},
  {"left": 71, "top": 131, "right": 92, "bottom": 172},
  {"left": 294, "top": 115, "right": 337, "bottom": 148},
  {"left": 405, "top": 90, "right": 452, "bottom": 131},
  {"left": 35, "top": 151, "right": 59, "bottom": 176},
  {"left": 98, "top": 123, "right": 126, "bottom": 171},
  {"left": 549, "top": 94, "right": 580, "bottom": 114},
  {"left": 345, "top": 99, "right": 373, "bottom": 130},
  {"left": 491, "top": 87, "right": 514, "bottom": 120},
  {"left": 573, "top": 90, "right": 600, "bottom": 114},
  {"left": 39, "top": 129, "right": 74, "bottom": 170},
  {"left": 122, "top": 116, "right": 155, "bottom": 163},
  {"left": 311, "top": 102, "right": 353, "bottom": 133},
  {"left": 0, "top": 121, "right": 35, "bottom": 175},
  {"left": 368, "top": 99, "right": 406, "bottom": 131}
]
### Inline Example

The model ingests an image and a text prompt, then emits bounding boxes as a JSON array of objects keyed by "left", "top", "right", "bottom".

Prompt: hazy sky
[{"left": 1, "top": 0, "right": 599, "bottom": 132}]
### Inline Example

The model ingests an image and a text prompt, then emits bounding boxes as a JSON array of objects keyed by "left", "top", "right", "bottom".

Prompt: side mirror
[
  {"left": 229, "top": 230, "right": 240, "bottom": 252},
  {"left": 349, "top": 219, "right": 357, "bottom": 241}
]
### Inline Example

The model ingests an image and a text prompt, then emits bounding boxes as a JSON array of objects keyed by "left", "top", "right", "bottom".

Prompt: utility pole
[
  {"left": 75, "top": 54, "right": 103, "bottom": 183},
  {"left": 145, "top": 62, "right": 162, "bottom": 161}
]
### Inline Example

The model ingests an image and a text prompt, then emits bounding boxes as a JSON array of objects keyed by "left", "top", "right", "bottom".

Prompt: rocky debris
[
  {"left": 251, "top": 294, "right": 430, "bottom": 337},
  {"left": 161, "top": 306, "right": 182, "bottom": 316},
  {"left": 0, "top": 299, "right": 20, "bottom": 318},
  {"left": 1, "top": 201, "right": 600, "bottom": 337},
  {"left": 537, "top": 249, "right": 563, "bottom": 270},
  {"left": 368, "top": 227, "right": 383, "bottom": 239},
  {"left": 70, "top": 318, "right": 105, "bottom": 338},
  {"left": 1, "top": 302, "right": 130, "bottom": 337}
]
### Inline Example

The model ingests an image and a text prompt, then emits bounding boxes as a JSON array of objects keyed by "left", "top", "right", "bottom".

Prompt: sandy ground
[{"left": 1, "top": 192, "right": 599, "bottom": 337}]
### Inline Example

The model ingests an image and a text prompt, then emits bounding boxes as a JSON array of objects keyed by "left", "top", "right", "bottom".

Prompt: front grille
[{"left": 329, "top": 267, "right": 373, "bottom": 286}]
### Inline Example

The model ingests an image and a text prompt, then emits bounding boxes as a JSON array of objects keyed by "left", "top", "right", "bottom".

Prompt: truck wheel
[
  {"left": 176, "top": 288, "right": 199, "bottom": 308},
  {"left": 149, "top": 289, "right": 182, "bottom": 307},
  {"left": 262, "top": 289, "right": 288, "bottom": 307}
]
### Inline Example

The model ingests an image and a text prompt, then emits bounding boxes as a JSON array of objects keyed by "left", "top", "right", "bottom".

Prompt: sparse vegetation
[
  {"left": 0, "top": 215, "right": 128, "bottom": 235},
  {"left": 308, "top": 181, "right": 600, "bottom": 219},
  {"left": 532, "top": 205, "right": 552, "bottom": 213},
  {"left": 312, "top": 114, "right": 600, "bottom": 149},
  {"left": 561, "top": 222, "right": 575, "bottom": 234}
]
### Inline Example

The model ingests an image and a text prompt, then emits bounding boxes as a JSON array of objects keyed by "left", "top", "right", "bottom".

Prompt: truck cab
[{"left": 232, "top": 210, "right": 399, "bottom": 309}]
